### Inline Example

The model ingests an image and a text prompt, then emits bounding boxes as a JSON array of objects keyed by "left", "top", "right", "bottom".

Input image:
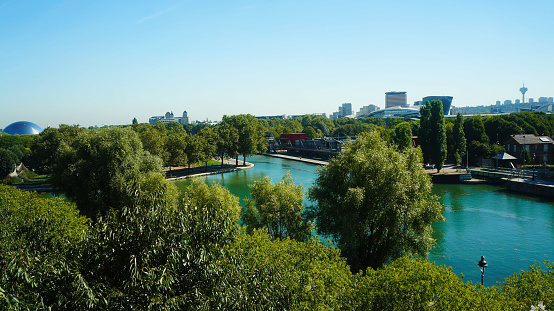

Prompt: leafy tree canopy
[
  {"left": 51, "top": 127, "right": 170, "bottom": 220},
  {"left": 242, "top": 172, "right": 313, "bottom": 241},
  {"left": 308, "top": 130, "right": 444, "bottom": 272}
]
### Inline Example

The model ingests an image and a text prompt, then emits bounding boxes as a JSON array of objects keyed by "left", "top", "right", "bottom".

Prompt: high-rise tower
[{"left": 520, "top": 83, "right": 528, "bottom": 104}]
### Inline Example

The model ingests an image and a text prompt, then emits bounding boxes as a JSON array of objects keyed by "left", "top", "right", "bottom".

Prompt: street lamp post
[
  {"left": 478, "top": 256, "right": 488, "bottom": 286},
  {"left": 523, "top": 135, "right": 526, "bottom": 168}
]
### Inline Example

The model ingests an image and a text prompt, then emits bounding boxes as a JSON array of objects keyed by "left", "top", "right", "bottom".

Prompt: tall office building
[
  {"left": 422, "top": 96, "right": 453, "bottom": 116},
  {"left": 385, "top": 92, "right": 407, "bottom": 108},
  {"left": 356, "top": 104, "right": 380, "bottom": 117},
  {"left": 330, "top": 103, "right": 353, "bottom": 120},
  {"left": 339, "top": 103, "right": 352, "bottom": 116}
]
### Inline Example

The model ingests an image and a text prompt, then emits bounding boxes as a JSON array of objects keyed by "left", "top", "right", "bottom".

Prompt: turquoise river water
[{"left": 175, "top": 155, "right": 554, "bottom": 285}]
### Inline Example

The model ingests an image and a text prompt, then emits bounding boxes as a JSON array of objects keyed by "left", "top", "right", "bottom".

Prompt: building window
[{"left": 545, "top": 145, "right": 548, "bottom": 152}]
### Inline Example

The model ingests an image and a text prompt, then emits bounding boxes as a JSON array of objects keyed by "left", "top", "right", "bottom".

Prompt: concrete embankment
[{"left": 505, "top": 178, "right": 554, "bottom": 198}]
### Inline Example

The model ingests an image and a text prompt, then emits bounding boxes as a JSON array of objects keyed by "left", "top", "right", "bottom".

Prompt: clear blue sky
[{"left": 1, "top": 0, "right": 553, "bottom": 128}]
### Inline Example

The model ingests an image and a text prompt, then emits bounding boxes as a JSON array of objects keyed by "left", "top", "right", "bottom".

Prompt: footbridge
[{"left": 468, "top": 167, "right": 533, "bottom": 179}]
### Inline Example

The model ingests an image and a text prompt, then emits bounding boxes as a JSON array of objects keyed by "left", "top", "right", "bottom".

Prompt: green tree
[
  {"left": 197, "top": 127, "right": 218, "bottom": 169},
  {"left": 164, "top": 132, "right": 188, "bottom": 167},
  {"left": 467, "top": 140, "right": 493, "bottom": 166},
  {"left": 138, "top": 126, "right": 167, "bottom": 161},
  {"left": 430, "top": 100, "right": 447, "bottom": 171},
  {"left": 74, "top": 179, "right": 239, "bottom": 309},
  {"left": 222, "top": 114, "right": 267, "bottom": 165},
  {"left": 0, "top": 185, "right": 90, "bottom": 309},
  {"left": 308, "top": 131, "right": 444, "bottom": 272},
  {"left": 184, "top": 134, "right": 202, "bottom": 169},
  {"left": 419, "top": 101, "right": 432, "bottom": 164},
  {"left": 215, "top": 122, "right": 239, "bottom": 167},
  {"left": 453, "top": 113, "right": 467, "bottom": 165},
  {"left": 51, "top": 127, "right": 168, "bottom": 220},
  {"left": 520, "top": 148, "right": 532, "bottom": 166},
  {"left": 354, "top": 256, "right": 511, "bottom": 310},
  {"left": 242, "top": 172, "right": 313, "bottom": 242},
  {"left": 501, "top": 261, "right": 554, "bottom": 310},
  {"left": 392, "top": 122, "right": 413, "bottom": 150},
  {"left": 0, "top": 149, "right": 17, "bottom": 178},
  {"left": 28, "top": 124, "right": 84, "bottom": 174},
  {"left": 304, "top": 125, "right": 318, "bottom": 138},
  {"left": 132, "top": 117, "right": 138, "bottom": 125},
  {"left": 419, "top": 100, "right": 447, "bottom": 171},
  {"left": 464, "top": 116, "right": 489, "bottom": 144},
  {"left": 211, "top": 229, "right": 354, "bottom": 310}
]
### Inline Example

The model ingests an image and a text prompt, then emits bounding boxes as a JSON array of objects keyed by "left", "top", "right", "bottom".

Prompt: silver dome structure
[{"left": 2, "top": 121, "right": 43, "bottom": 135}]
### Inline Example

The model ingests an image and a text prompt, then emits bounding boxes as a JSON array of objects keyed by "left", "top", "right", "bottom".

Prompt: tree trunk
[
  {"left": 243, "top": 154, "right": 247, "bottom": 166},
  {"left": 235, "top": 157, "right": 238, "bottom": 166}
]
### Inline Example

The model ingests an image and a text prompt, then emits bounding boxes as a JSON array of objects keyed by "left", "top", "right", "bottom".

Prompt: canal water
[{"left": 175, "top": 155, "right": 554, "bottom": 285}]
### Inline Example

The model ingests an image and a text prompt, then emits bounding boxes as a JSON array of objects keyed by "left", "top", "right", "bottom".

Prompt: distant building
[
  {"left": 149, "top": 111, "right": 190, "bottom": 125},
  {"left": 413, "top": 101, "right": 423, "bottom": 107},
  {"left": 496, "top": 101, "right": 501, "bottom": 106},
  {"left": 539, "top": 97, "right": 548, "bottom": 104},
  {"left": 504, "top": 100, "right": 513, "bottom": 105},
  {"left": 331, "top": 103, "right": 353, "bottom": 120},
  {"left": 385, "top": 91, "right": 407, "bottom": 108},
  {"left": 365, "top": 106, "right": 420, "bottom": 119},
  {"left": 339, "top": 103, "right": 352, "bottom": 116},
  {"left": 356, "top": 104, "right": 380, "bottom": 117},
  {"left": 549, "top": 97, "right": 554, "bottom": 103},
  {"left": 537, "top": 105, "right": 554, "bottom": 113},
  {"left": 256, "top": 115, "right": 287, "bottom": 120},
  {"left": 503, "top": 134, "right": 553, "bottom": 164},
  {"left": 1, "top": 121, "right": 43, "bottom": 135},
  {"left": 280, "top": 133, "right": 308, "bottom": 146},
  {"left": 529, "top": 98, "right": 535, "bottom": 103},
  {"left": 422, "top": 96, "right": 453, "bottom": 116},
  {"left": 515, "top": 99, "right": 521, "bottom": 104}
]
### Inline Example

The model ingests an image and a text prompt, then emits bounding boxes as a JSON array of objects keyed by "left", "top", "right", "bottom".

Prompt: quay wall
[{"left": 506, "top": 179, "right": 554, "bottom": 198}]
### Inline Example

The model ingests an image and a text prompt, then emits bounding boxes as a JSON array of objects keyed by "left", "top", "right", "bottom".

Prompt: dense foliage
[
  {"left": 242, "top": 172, "right": 313, "bottom": 241},
  {"left": 419, "top": 100, "right": 447, "bottom": 171},
  {"left": 50, "top": 127, "right": 172, "bottom": 220},
  {"left": 3, "top": 184, "right": 554, "bottom": 309},
  {"left": 308, "top": 131, "right": 444, "bottom": 272}
]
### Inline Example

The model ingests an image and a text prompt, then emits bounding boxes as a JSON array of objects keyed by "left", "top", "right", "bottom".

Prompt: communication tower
[{"left": 520, "top": 82, "right": 528, "bottom": 104}]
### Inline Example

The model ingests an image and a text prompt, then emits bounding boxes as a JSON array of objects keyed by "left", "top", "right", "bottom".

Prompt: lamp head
[{"left": 478, "top": 256, "right": 488, "bottom": 268}]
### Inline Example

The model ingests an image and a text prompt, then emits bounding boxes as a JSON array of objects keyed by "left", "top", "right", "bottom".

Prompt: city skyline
[{"left": 1, "top": 1, "right": 553, "bottom": 128}]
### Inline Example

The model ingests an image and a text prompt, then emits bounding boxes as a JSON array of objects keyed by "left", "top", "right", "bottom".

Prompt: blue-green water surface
[{"left": 175, "top": 155, "right": 554, "bottom": 285}]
